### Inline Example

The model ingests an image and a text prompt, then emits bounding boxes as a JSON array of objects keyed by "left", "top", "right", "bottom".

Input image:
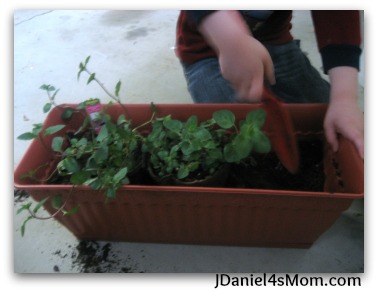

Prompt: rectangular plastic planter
[{"left": 14, "top": 103, "right": 364, "bottom": 248}]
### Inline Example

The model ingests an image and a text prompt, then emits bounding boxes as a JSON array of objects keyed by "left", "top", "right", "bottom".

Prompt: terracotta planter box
[{"left": 14, "top": 104, "right": 364, "bottom": 248}]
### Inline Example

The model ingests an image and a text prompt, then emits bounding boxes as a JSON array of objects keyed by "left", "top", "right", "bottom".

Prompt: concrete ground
[{"left": 13, "top": 10, "right": 364, "bottom": 273}]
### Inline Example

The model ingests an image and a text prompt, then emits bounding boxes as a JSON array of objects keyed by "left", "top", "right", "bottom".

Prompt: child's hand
[
  {"left": 199, "top": 11, "right": 275, "bottom": 102},
  {"left": 324, "top": 99, "right": 364, "bottom": 159},
  {"left": 325, "top": 67, "right": 364, "bottom": 159},
  {"left": 219, "top": 35, "right": 275, "bottom": 102}
]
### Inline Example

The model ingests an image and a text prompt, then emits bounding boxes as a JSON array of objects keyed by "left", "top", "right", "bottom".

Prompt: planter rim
[
  {"left": 54, "top": 102, "right": 328, "bottom": 111},
  {"left": 13, "top": 183, "right": 363, "bottom": 199}
]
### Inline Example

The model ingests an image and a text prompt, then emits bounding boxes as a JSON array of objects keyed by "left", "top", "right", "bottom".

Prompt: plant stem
[
  {"left": 27, "top": 186, "right": 75, "bottom": 220},
  {"left": 46, "top": 90, "right": 58, "bottom": 107},
  {"left": 233, "top": 124, "right": 239, "bottom": 134},
  {"left": 39, "top": 167, "right": 59, "bottom": 183},
  {"left": 132, "top": 112, "right": 156, "bottom": 133},
  {"left": 38, "top": 135, "right": 52, "bottom": 154},
  {"left": 83, "top": 67, "right": 128, "bottom": 112}
]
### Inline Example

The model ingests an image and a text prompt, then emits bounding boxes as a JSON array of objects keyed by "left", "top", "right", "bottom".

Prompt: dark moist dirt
[
  {"left": 14, "top": 189, "right": 29, "bottom": 205},
  {"left": 52, "top": 240, "right": 143, "bottom": 273},
  {"left": 227, "top": 139, "right": 325, "bottom": 192},
  {"left": 13, "top": 190, "right": 143, "bottom": 273},
  {"left": 139, "top": 139, "right": 325, "bottom": 191}
]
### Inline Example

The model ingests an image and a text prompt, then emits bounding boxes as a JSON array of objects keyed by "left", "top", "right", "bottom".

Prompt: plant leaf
[
  {"left": 177, "top": 166, "right": 189, "bottom": 179},
  {"left": 96, "top": 126, "right": 108, "bottom": 142},
  {"left": 40, "top": 84, "right": 55, "bottom": 91},
  {"left": 76, "top": 102, "right": 86, "bottom": 110},
  {"left": 223, "top": 144, "right": 239, "bottom": 163},
  {"left": 43, "top": 124, "right": 66, "bottom": 136},
  {"left": 232, "top": 134, "right": 253, "bottom": 160},
  {"left": 93, "top": 145, "right": 109, "bottom": 164},
  {"left": 52, "top": 195, "right": 63, "bottom": 210},
  {"left": 40, "top": 84, "right": 50, "bottom": 91},
  {"left": 17, "top": 132, "right": 37, "bottom": 140},
  {"left": 113, "top": 167, "right": 128, "bottom": 183},
  {"left": 87, "top": 73, "right": 96, "bottom": 85},
  {"left": 17, "top": 202, "right": 32, "bottom": 215},
  {"left": 117, "top": 114, "right": 126, "bottom": 125},
  {"left": 115, "top": 80, "right": 121, "bottom": 97},
  {"left": 63, "top": 157, "right": 81, "bottom": 173},
  {"left": 20, "top": 216, "right": 33, "bottom": 237},
  {"left": 185, "top": 115, "right": 198, "bottom": 131},
  {"left": 253, "top": 131, "right": 271, "bottom": 153},
  {"left": 105, "top": 187, "right": 116, "bottom": 200},
  {"left": 61, "top": 107, "right": 74, "bottom": 120},
  {"left": 51, "top": 89, "right": 60, "bottom": 100},
  {"left": 77, "top": 71, "right": 83, "bottom": 80},
  {"left": 63, "top": 205, "right": 80, "bottom": 216},
  {"left": 33, "top": 197, "right": 49, "bottom": 213},
  {"left": 89, "top": 178, "right": 102, "bottom": 190},
  {"left": 193, "top": 127, "right": 212, "bottom": 141},
  {"left": 122, "top": 177, "right": 130, "bottom": 185},
  {"left": 246, "top": 109, "right": 266, "bottom": 129},
  {"left": 70, "top": 170, "right": 91, "bottom": 185},
  {"left": 77, "top": 57, "right": 89, "bottom": 80},
  {"left": 181, "top": 142, "right": 193, "bottom": 155},
  {"left": 213, "top": 110, "right": 235, "bottom": 129},
  {"left": 52, "top": 136, "right": 64, "bottom": 152},
  {"left": 32, "top": 123, "right": 43, "bottom": 135},
  {"left": 20, "top": 169, "right": 36, "bottom": 180},
  {"left": 163, "top": 118, "right": 182, "bottom": 133},
  {"left": 43, "top": 102, "right": 52, "bottom": 113},
  {"left": 75, "top": 116, "right": 90, "bottom": 135},
  {"left": 84, "top": 55, "right": 91, "bottom": 66}
]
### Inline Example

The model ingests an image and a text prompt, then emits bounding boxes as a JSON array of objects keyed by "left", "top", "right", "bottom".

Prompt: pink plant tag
[{"left": 84, "top": 98, "right": 103, "bottom": 134}]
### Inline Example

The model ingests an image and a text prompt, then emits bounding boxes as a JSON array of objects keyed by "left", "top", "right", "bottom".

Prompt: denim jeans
[{"left": 181, "top": 40, "right": 330, "bottom": 104}]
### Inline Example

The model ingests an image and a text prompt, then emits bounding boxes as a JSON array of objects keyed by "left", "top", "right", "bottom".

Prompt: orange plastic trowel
[{"left": 262, "top": 87, "right": 300, "bottom": 174}]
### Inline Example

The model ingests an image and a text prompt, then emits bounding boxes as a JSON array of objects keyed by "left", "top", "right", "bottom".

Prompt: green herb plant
[
  {"left": 143, "top": 109, "right": 271, "bottom": 182},
  {"left": 16, "top": 56, "right": 149, "bottom": 236}
]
